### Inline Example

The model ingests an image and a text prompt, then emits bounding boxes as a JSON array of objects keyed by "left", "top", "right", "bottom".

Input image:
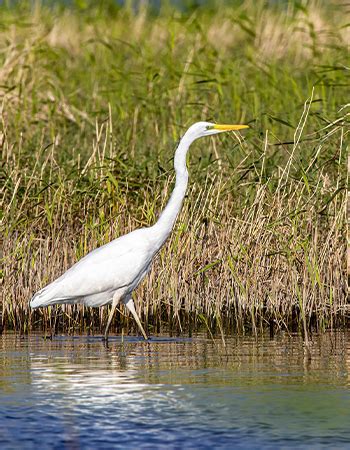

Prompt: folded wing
[{"left": 30, "top": 228, "right": 153, "bottom": 308}]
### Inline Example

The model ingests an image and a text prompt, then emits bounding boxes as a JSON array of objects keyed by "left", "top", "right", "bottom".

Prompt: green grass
[{"left": 1, "top": 0, "right": 348, "bottom": 337}]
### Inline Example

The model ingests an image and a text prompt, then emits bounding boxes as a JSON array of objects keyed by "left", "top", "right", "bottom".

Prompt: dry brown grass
[
  {"left": 1, "top": 1, "right": 348, "bottom": 337},
  {"left": 2, "top": 105, "right": 347, "bottom": 336}
]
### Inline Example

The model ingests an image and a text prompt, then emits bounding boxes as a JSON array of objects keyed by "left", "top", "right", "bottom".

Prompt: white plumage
[
  {"left": 30, "top": 121, "right": 248, "bottom": 340},
  {"left": 31, "top": 228, "right": 155, "bottom": 308}
]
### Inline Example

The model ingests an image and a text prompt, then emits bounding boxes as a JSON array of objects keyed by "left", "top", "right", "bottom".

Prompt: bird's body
[
  {"left": 31, "top": 227, "right": 155, "bottom": 308},
  {"left": 30, "top": 121, "right": 248, "bottom": 340}
]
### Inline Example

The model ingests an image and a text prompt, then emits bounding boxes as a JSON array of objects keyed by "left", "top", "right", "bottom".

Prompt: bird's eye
[{"left": 206, "top": 125, "right": 214, "bottom": 130}]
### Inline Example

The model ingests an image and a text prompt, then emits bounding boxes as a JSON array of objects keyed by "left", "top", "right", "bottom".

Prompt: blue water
[{"left": 1, "top": 333, "right": 349, "bottom": 449}]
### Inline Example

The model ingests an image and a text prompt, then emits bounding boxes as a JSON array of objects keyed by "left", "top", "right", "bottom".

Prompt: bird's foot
[
  {"left": 102, "top": 335, "right": 110, "bottom": 348},
  {"left": 42, "top": 333, "right": 53, "bottom": 340}
]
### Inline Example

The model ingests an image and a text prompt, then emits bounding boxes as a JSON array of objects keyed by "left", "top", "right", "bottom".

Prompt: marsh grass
[{"left": 1, "top": 0, "right": 348, "bottom": 336}]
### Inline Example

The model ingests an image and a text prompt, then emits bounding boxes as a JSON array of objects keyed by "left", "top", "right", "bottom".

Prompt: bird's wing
[{"left": 30, "top": 228, "right": 153, "bottom": 307}]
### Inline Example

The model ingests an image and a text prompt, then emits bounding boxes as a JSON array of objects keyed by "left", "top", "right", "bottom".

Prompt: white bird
[{"left": 30, "top": 121, "right": 249, "bottom": 341}]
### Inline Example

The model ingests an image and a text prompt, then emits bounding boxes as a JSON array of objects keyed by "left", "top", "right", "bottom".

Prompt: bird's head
[{"left": 183, "top": 121, "right": 249, "bottom": 141}]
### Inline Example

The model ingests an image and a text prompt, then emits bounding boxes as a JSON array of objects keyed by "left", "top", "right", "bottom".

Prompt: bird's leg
[
  {"left": 123, "top": 297, "right": 148, "bottom": 340},
  {"left": 103, "top": 293, "right": 120, "bottom": 342}
]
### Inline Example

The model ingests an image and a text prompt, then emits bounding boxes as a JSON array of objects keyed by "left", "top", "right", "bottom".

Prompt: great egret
[{"left": 30, "top": 121, "right": 248, "bottom": 340}]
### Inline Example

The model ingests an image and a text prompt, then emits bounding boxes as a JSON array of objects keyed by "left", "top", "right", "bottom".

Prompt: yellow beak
[{"left": 213, "top": 124, "right": 249, "bottom": 131}]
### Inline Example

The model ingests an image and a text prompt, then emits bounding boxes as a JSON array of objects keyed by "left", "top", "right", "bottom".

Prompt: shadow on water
[{"left": 0, "top": 332, "right": 349, "bottom": 449}]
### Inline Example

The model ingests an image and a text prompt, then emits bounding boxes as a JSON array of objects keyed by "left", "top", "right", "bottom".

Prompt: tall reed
[{"left": 1, "top": 0, "right": 348, "bottom": 336}]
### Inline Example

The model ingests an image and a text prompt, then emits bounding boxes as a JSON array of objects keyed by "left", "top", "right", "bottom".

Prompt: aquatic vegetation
[{"left": 1, "top": 0, "right": 348, "bottom": 336}]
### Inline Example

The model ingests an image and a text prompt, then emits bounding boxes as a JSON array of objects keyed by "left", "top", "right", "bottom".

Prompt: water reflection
[{"left": 0, "top": 332, "right": 349, "bottom": 449}]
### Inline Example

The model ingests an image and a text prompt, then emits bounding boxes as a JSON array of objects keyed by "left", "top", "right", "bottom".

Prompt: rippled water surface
[{"left": 1, "top": 332, "right": 350, "bottom": 449}]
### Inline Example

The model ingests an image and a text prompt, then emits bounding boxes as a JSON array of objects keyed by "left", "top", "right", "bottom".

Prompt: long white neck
[{"left": 152, "top": 134, "right": 193, "bottom": 248}]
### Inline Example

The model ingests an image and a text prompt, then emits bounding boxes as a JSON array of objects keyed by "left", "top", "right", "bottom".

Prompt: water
[{"left": 1, "top": 332, "right": 349, "bottom": 449}]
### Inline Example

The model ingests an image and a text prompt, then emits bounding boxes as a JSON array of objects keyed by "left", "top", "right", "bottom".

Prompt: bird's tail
[
  {"left": 30, "top": 283, "right": 61, "bottom": 308},
  {"left": 30, "top": 280, "right": 82, "bottom": 308}
]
